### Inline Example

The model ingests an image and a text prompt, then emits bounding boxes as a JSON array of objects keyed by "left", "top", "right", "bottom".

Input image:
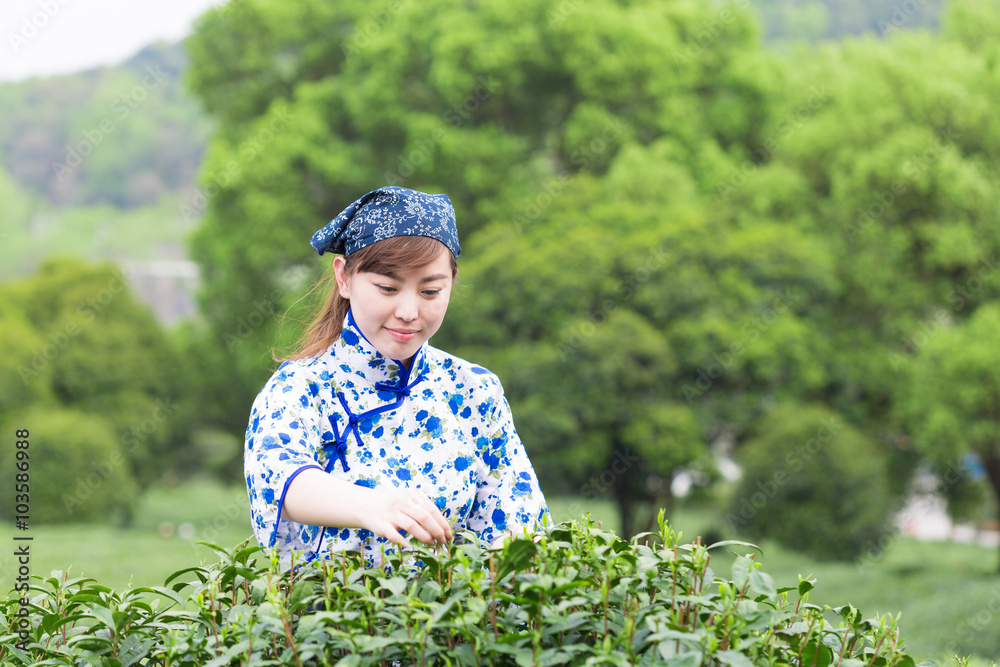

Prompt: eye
[
  {"left": 376, "top": 285, "right": 397, "bottom": 294},
  {"left": 422, "top": 289, "right": 442, "bottom": 297}
]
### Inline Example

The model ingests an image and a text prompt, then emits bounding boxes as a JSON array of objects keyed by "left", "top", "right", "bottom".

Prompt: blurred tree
[
  {"left": 439, "top": 168, "right": 835, "bottom": 533},
  {"left": 728, "top": 2, "right": 1000, "bottom": 494},
  {"left": 727, "top": 403, "right": 895, "bottom": 561},
  {"left": 0, "top": 259, "right": 195, "bottom": 515},
  {"left": 897, "top": 304, "right": 1000, "bottom": 570},
  {"left": 0, "top": 41, "right": 208, "bottom": 207},
  {"left": 183, "top": 0, "right": 788, "bottom": 466},
  {"left": 0, "top": 407, "right": 138, "bottom": 524}
]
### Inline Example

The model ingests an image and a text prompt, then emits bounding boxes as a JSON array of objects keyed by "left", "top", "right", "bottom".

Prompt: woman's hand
[
  {"left": 282, "top": 469, "right": 452, "bottom": 548},
  {"left": 365, "top": 488, "right": 453, "bottom": 549}
]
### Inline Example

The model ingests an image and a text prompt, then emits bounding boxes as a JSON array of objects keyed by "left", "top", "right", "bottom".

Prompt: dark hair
[{"left": 286, "top": 235, "right": 458, "bottom": 361}]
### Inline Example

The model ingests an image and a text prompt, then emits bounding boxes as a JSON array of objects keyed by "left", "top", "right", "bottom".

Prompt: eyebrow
[{"left": 380, "top": 272, "right": 450, "bottom": 283}]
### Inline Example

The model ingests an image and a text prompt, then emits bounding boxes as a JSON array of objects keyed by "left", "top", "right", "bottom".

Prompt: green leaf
[
  {"left": 731, "top": 555, "right": 751, "bottom": 591},
  {"left": 716, "top": 649, "right": 755, "bottom": 667},
  {"left": 496, "top": 539, "right": 538, "bottom": 581},
  {"left": 706, "top": 540, "right": 763, "bottom": 555},
  {"left": 163, "top": 566, "right": 209, "bottom": 589},
  {"left": 663, "top": 652, "right": 702, "bottom": 667},
  {"left": 748, "top": 570, "right": 776, "bottom": 599},
  {"left": 377, "top": 576, "right": 407, "bottom": 597},
  {"left": 801, "top": 640, "right": 833, "bottom": 667}
]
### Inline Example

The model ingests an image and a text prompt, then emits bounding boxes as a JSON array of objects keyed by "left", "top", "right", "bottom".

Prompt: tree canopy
[{"left": 176, "top": 0, "right": 1000, "bottom": 553}]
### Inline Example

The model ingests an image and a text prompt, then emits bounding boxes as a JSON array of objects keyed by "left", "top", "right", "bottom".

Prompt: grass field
[{"left": 3, "top": 481, "right": 997, "bottom": 664}]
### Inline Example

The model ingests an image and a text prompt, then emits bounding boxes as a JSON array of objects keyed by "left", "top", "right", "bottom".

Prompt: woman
[{"left": 244, "top": 186, "right": 549, "bottom": 564}]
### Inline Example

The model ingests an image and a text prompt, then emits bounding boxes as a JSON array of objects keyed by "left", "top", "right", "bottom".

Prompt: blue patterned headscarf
[{"left": 310, "top": 186, "right": 461, "bottom": 258}]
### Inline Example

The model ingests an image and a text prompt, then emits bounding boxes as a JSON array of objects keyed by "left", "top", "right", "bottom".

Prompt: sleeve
[
  {"left": 244, "top": 362, "right": 326, "bottom": 550},
  {"left": 466, "top": 378, "right": 550, "bottom": 545}
]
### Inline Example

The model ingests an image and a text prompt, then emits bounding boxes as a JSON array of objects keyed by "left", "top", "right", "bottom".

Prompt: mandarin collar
[{"left": 333, "top": 309, "right": 430, "bottom": 389}]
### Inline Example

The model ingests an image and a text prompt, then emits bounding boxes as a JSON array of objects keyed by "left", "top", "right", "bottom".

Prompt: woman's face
[{"left": 334, "top": 248, "right": 455, "bottom": 369}]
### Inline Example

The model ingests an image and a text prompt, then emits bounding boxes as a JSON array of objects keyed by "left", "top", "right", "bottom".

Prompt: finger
[
  {"left": 412, "top": 493, "right": 453, "bottom": 541},
  {"left": 398, "top": 516, "right": 437, "bottom": 546},
  {"left": 378, "top": 522, "right": 411, "bottom": 550},
  {"left": 400, "top": 493, "right": 451, "bottom": 543}
]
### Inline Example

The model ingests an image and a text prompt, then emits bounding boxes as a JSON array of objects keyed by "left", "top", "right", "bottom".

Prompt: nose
[{"left": 394, "top": 291, "right": 418, "bottom": 322}]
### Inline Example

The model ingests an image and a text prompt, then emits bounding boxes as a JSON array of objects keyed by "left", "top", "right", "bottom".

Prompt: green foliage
[
  {"left": 0, "top": 41, "right": 208, "bottom": 208},
  {"left": 180, "top": 0, "right": 1000, "bottom": 540},
  {"left": 0, "top": 258, "right": 194, "bottom": 515},
  {"left": 0, "top": 516, "right": 928, "bottom": 666},
  {"left": 897, "top": 304, "right": 1000, "bottom": 537},
  {"left": 0, "top": 407, "right": 138, "bottom": 524},
  {"left": 728, "top": 404, "right": 895, "bottom": 561}
]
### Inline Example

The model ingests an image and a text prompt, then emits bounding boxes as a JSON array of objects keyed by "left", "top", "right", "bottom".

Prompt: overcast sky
[{"left": 1, "top": 0, "right": 224, "bottom": 82}]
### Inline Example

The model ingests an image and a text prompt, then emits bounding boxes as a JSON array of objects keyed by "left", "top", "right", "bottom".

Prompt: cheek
[{"left": 426, "top": 297, "right": 450, "bottom": 322}]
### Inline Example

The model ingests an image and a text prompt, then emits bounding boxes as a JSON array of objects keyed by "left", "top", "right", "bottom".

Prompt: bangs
[{"left": 350, "top": 235, "right": 457, "bottom": 276}]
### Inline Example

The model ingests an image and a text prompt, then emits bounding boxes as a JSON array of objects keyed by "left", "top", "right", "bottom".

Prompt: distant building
[{"left": 118, "top": 259, "right": 199, "bottom": 324}]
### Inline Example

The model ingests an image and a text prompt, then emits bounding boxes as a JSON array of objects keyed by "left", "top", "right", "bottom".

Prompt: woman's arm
[{"left": 282, "top": 468, "right": 453, "bottom": 549}]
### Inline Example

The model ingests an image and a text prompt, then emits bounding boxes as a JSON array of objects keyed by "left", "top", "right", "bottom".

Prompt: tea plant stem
[
  {"left": 836, "top": 627, "right": 851, "bottom": 667},
  {"left": 867, "top": 628, "right": 888, "bottom": 667},
  {"left": 795, "top": 614, "right": 818, "bottom": 667}
]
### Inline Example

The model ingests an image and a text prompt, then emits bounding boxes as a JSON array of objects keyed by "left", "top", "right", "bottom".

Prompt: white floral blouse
[{"left": 244, "top": 310, "right": 550, "bottom": 563}]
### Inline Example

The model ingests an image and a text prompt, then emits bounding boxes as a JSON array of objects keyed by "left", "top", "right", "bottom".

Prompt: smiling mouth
[{"left": 386, "top": 328, "right": 419, "bottom": 342}]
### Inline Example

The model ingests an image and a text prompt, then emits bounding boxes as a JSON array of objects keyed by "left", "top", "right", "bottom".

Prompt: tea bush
[{"left": 2, "top": 514, "right": 932, "bottom": 666}]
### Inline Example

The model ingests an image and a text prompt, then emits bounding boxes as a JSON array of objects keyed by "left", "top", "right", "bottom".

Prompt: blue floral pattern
[
  {"left": 310, "top": 187, "right": 461, "bottom": 258},
  {"left": 244, "top": 311, "right": 549, "bottom": 564}
]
